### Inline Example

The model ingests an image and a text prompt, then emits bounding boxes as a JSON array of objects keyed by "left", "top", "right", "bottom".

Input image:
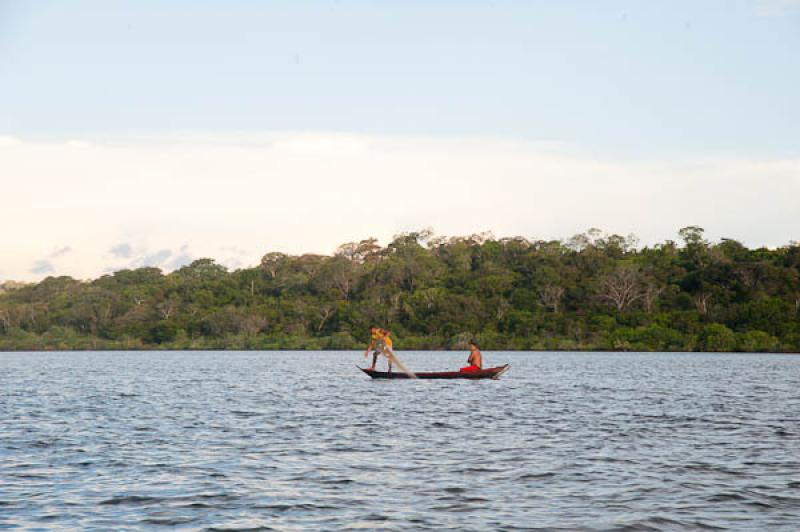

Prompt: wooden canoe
[{"left": 360, "top": 364, "right": 509, "bottom": 380}]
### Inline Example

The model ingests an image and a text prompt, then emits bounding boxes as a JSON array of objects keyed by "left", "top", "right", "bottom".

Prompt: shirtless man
[{"left": 460, "top": 341, "right": 483, "bottom": 373}]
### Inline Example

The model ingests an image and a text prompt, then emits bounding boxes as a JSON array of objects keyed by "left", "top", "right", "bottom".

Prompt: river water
[{"left": 1, "top": 351, "right": 799, "bottom": 530}]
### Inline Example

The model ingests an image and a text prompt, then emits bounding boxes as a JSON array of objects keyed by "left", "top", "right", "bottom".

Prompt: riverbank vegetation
[{"left": 1, "top": 227, "right": 798, "bottom": 352}]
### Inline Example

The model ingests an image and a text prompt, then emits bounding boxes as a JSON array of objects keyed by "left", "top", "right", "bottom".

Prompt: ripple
[
  {"left": 100, "top": 495, "right": 163, "bottom": 506},
  {"left": 1, "top": 350, "right": 800, "bottom": 530}
]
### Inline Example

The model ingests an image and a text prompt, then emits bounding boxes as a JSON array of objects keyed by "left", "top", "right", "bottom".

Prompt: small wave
[
  {"left": 230, "top": 410, "right": 262, "bottom": 418},
  {"left": 196, "top": 493, "right": 240, "bottom": 502},
  {"left": 689, "top": 521, "right": 726, "bottom": 530},
  {"left": 430, "top": 503, "right": 478, "bottom": 512},
  {"left": 205, "top": 527, "right": 276, "bottom": 532},
  {"left": 746, "top": 500, "right": 774, "bottom": 509},
  {"left": 516, "top": 472, "right": 555, "bottom": 481},
  {"left": 321, "top": 478, "right": 355, "bottom": 485},
  {"left": 182, "top": 502, "right": 213, "bottom": 509},
  {"left": 706, "top": 493, "right": 747, "bottom": 502},
  {"left": 12, "top": 473, "right": 49, "bottom": 480},
  {"left": 143, "top": 516, "right": 197, "bottom": 526},
  {"left": 362, "top": 513, "right": 392, "bottom": 521},
  {"left": 588, "top": 456, "right": 636, "bottom": 464},
  {"left": 328, "top": 446, "right": 358, "bottom": 453},
  {"left": 254, "top": 503, "right": 337, "bottom": 512},
  {"left": 100, "top": 495, "right": 160, "bottom": 506},
  {"left": 457, "top": 466, "right": 503, "bottom": 474},
  {"left": 621, "top": 517, "right": 686, "bottom": 531},
  {"left": 458, "top": 497, "right": 490, "bottom": 503}
]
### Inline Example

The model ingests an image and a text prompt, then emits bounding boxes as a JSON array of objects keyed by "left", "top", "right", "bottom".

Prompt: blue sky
[
  {"left": 3, "top": 0, "right": 798, "bottom": 155},
  {"left": 1, "top": 1, "right": 799, "bottom": 280}
]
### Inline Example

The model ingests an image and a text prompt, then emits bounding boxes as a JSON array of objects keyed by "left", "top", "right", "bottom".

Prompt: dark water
[{"left": 1, "top": 351, "right": 799, "bottom": 531}]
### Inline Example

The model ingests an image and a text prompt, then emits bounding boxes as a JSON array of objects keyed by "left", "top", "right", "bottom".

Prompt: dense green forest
[{"left": 1, "top": 227, "right": 799, "bottom": 352}]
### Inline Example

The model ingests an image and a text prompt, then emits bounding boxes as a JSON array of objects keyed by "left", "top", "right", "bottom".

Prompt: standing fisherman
[
  {"left": 382, "top": 330, "right": 394, "bottom": 373},
  {"left": 364, "top": 326, "right": 392, "bottom": 372}
]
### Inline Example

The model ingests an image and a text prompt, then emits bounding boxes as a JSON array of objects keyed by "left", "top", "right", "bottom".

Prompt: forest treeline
[{"left": 1, "top": 227, "right": 799, "bottom": 352}]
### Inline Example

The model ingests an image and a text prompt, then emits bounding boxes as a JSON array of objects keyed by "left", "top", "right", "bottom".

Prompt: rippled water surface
[{"left": 2, "top": 351, "right": 800, "bottom": 530}]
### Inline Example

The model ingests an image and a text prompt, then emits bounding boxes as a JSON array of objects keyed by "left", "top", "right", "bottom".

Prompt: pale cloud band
[{"left": 0, "top": 132, "right": 798, "bottom": 282}]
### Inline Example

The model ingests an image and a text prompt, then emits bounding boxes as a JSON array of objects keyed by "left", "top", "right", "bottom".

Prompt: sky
[{"left": 1, "top": 0, "right": 799, "bottom": 281}]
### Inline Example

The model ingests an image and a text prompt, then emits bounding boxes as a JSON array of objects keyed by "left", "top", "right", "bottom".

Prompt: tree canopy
[{"left": 1, "top": 228, "right": 798, "bottom": 352}]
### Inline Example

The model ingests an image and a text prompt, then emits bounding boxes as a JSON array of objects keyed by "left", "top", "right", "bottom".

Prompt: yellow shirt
[{"left": 370, "top": 330, "right": 385, "bottom": 351}]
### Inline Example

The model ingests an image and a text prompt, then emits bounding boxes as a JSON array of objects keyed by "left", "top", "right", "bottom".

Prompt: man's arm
[{"left": 364, "top": 339, "right": 375, "bottom": 357}]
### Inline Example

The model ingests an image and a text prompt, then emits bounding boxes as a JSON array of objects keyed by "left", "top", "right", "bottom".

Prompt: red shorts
[{"left": 459, "top": 365, "right": 481, "bottom": 373}]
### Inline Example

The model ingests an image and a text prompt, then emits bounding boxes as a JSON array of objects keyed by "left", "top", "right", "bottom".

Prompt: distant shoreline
[
  {"left": 1, "top": 348, "right": 797, "bottom": 354},
  {"left": 2, "top": 229, "right": 799, "bottom": 354}
]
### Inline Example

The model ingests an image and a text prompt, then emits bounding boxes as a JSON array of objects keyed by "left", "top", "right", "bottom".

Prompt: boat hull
[{"left": 360, "top": 364, "right": 509, "bottom": 380}]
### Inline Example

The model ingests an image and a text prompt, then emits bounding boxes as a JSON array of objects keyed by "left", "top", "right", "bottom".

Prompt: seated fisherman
[{"left": 459, "top": 341, "right": 483, "bottom": 372}]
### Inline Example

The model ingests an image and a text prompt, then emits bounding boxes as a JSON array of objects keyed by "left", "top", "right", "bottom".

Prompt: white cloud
[
  {"left": 25, "top": 246, "right": 73, "bottom": 277},
  {"left": 49, "top": 246, "right": 72, "bottom": 259},
  {"left": 110, "top": 243, "right": 133, "bottom": 259},
  {"left": 134, "top": 249, "right": 173, "bottom": 268},
  {"left": 103, "top": 243, "right": 196, "bottom": 273},
  {"left": 0, "top": 132, "right": 798, "bottom": 281},
  {"left": 30, "top": 260, "right": 55, "bottom": 275},
  {"left": 64, "top": 140, "right": 95, "bottom": 149},
  {"left": 0, "top": 136, "right": 23, "bottom": 147}
]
